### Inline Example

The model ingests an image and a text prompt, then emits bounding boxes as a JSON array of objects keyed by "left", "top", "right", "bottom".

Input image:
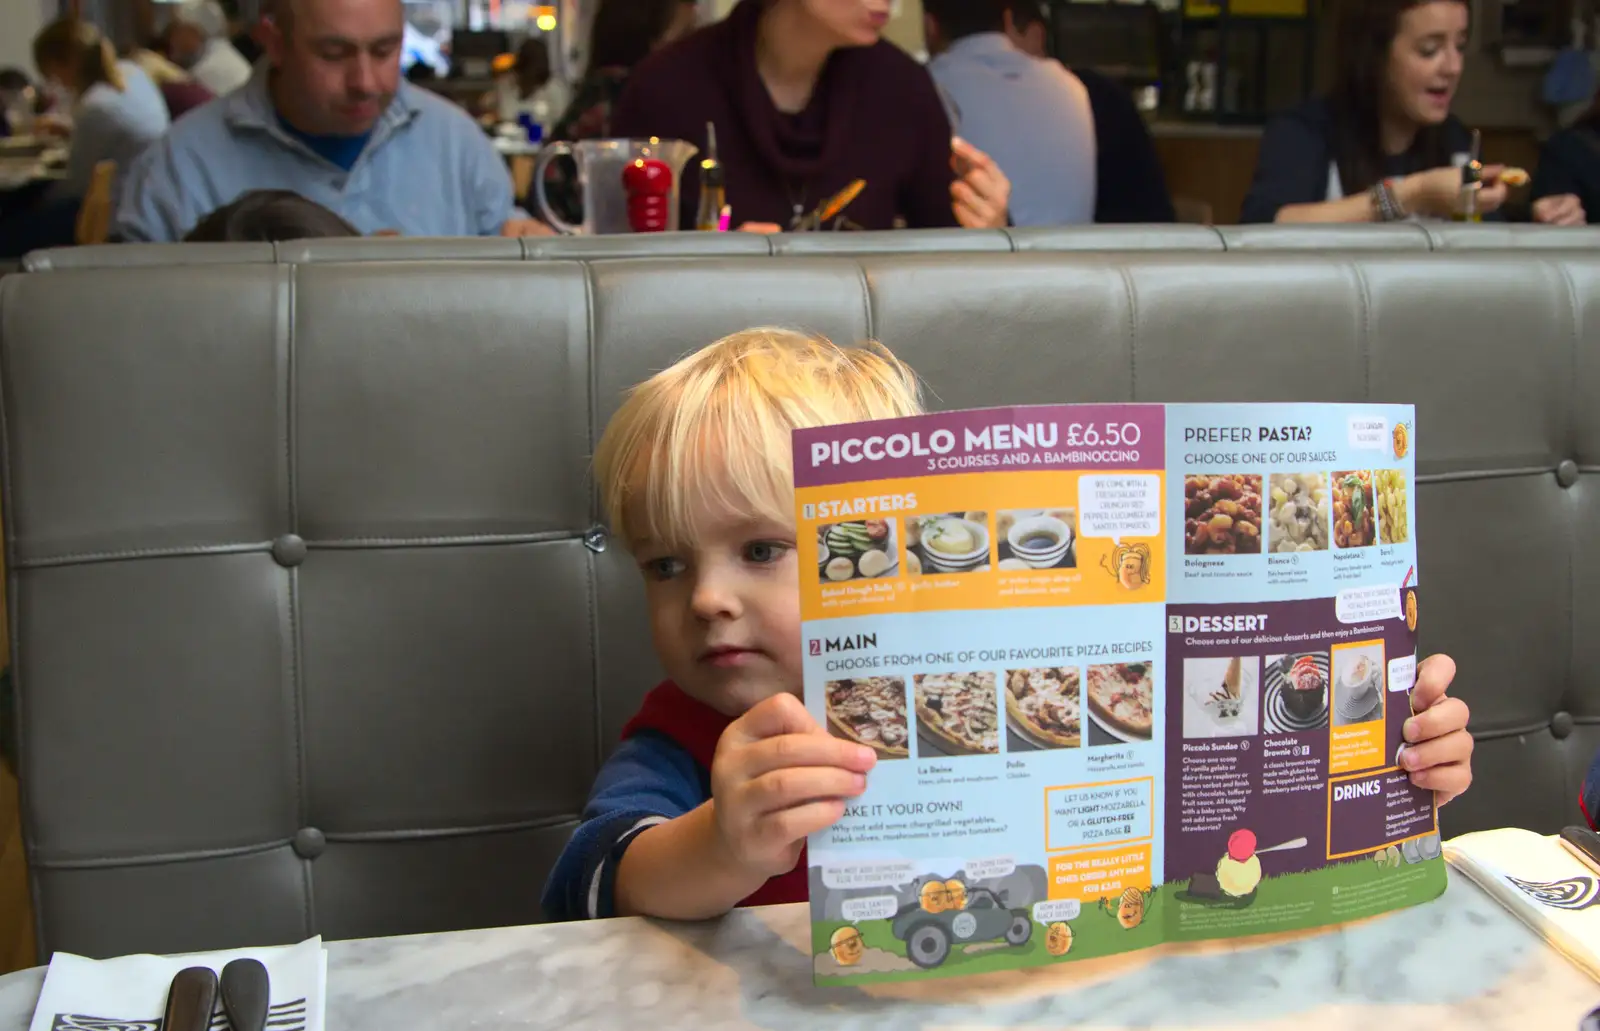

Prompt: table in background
[{"left": 0, "top": 874, "right": 1589, "bottom": 1029}]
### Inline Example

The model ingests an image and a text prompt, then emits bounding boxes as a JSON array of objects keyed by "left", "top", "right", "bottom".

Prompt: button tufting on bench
[
  {"left": 1552, "top": 712, "right": 1575, "bottom": 739},
  {"left": 1558, "top": 460, "right": 1580, "bottom": 488},
  {"left": 292, "top": 827, "right": 326, "bottom": 859},
  {"left": 271, "top": 534, "right": 307, "bottom": 567}
]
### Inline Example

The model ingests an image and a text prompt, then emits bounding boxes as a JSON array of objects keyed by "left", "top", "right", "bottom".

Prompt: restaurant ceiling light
[{"left": 535, "top": 4, "right": 557, "bottom": 30}]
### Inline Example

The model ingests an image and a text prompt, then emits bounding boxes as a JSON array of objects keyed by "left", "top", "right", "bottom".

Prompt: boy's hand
[
  {"left": 710, "top": 693, "right": 876, "bottom": 879},
  {"left": 1400, "top": 654, "right": 1473, "bottom": 807}
]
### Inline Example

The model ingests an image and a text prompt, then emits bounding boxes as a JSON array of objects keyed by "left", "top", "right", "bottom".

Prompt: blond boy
[{"left": 541, "top": 329, "right": 1475, "bottom": 922}]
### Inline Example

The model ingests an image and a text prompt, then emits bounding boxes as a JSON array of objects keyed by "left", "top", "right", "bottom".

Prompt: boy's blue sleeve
[{"left": 542, "top": 731, "right": 709, "bottom": 921}]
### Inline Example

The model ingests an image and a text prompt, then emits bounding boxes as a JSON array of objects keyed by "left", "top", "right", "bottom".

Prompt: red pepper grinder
[{"left": 622, "top": 158, "right": 674, "bottom": 232}]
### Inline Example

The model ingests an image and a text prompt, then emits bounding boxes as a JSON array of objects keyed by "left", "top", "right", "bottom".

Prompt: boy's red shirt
[{"left": 620, "top": 681, "right": 809, "bottom": 908}]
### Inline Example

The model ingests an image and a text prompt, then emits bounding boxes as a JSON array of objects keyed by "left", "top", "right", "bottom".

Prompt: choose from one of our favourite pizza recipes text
[{"left": 795, "top": 404, "right": 1439, "bottom": 985}]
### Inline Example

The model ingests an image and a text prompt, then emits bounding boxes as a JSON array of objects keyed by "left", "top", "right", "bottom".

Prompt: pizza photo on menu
[
  {"left": 825, "top": 677, "right": 910, "bottom": 759},
  {"left": 1004, "top": 667, "right": 1082, "bottom": 750},
  {"left": 914, "top": 672, "right": 1001, "bottom": 756},
  {"left": 1086, "top": 661, "right": 1154, "bottom": 742}
]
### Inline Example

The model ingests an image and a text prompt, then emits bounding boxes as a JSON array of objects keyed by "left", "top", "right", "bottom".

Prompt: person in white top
[{"left": 167, "top": 0, "right": 254, "bottom": 97}]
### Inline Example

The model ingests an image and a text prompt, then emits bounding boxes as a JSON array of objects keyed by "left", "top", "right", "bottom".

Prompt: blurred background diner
[{"left": 1, "top": 0, "right": 1598, "bottom": 260}]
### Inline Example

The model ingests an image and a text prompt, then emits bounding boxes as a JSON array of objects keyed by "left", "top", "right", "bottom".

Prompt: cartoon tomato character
[
  {"left": 943, "top": 879, "right": 968, "bottom": 910},
  {"left": 829, "top": 925, "right": 864, "bottom": 966},
  {"left": 919, "top": 879, "right": 949, "bottom": 914},
  {"left": 1045, "top": 921, "right": 1074, "bottom": 956},
  {"left": 1405, "top": 590, "right": 1417, "bottom": 631}
]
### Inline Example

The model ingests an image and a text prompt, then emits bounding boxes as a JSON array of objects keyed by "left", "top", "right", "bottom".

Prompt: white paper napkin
[{"left": 26, "top": 936, "right": 327, "bottom": 1031}]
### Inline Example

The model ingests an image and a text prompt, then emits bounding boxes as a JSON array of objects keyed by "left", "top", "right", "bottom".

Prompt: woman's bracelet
[{"left": 1369, "top": 178, "right": 1406, "bottom": 222}]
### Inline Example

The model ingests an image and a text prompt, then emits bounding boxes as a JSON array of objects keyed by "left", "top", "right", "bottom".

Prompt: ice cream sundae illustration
[
  {"left": 1188, "top": 829, "right": 1309, "bottom": 903},
  {"left": 1217, "top": 830, "right": 1263, "bottom": 897}
]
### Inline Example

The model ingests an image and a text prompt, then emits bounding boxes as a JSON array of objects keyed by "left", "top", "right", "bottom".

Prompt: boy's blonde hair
[{"left": 596, "top": 328, "right": 923, "bottom": 550}]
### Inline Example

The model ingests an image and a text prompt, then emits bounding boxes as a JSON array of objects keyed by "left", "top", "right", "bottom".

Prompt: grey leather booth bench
[
  {"left": 0, "top": 245, "right": 1594, "bottom": 961},
  {"left": 16, "top": 222, "right": 1600, "bottom": 271}
]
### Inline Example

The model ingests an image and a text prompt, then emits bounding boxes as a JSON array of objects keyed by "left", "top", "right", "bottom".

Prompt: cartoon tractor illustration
[{"left": 890, "top": 887, "right": 1033, "bottom": 968}]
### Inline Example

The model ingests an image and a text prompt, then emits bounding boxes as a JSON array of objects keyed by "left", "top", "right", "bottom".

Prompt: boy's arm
[
  {"left": 613, "top": 801, "right": 768, "bottom": 920},
  {"left": 618, "top": 693, "right": 875, "bottom": 920},
  {"left": 545, "top": 694, "right": 875, "bottom": 922},
  {"left": 541, "top": 731, "right": 709, "bottom": 921}
]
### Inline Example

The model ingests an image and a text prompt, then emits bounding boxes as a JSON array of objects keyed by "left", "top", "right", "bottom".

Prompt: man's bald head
[{"left": 263, "top": 0, "right": 403, "bottom": 136}]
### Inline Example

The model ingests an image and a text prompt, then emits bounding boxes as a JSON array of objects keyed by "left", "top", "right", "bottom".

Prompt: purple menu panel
[{"left": 792, "top": 404, "right": 1166, "bottom": 489}]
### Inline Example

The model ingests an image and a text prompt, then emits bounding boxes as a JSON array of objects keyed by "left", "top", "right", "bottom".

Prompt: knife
[
  {"left": 220, "top": 957, "right": 271, "bottom": 1031},
  {"left": 162, "top": 967, "right": 218, "bottom": 1031}
]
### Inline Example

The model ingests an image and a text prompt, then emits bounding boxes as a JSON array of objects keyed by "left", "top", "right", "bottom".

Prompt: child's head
[
  {"left": 596, "top": 328, "right": 922, "bottom": 716},
  {"left": 182, "top": 189, "right": 361, "bottom": 243}
]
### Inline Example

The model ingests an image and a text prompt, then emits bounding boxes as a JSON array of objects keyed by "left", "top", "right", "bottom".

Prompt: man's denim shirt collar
[{"left": 220, "top": 64, "right": 424, "bottom": 170}]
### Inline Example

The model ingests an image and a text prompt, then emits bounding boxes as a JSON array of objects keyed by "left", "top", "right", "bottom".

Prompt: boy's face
[{"left": 632, "top": 508, "right": 802, "bottom": 717}]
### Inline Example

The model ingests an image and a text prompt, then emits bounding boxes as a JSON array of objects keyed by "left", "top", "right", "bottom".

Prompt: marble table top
[{"left": 0, "top": 873, "right": 1593, "bottom": 1030}]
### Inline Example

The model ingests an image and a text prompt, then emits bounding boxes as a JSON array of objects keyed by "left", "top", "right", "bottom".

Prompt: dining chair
[{"left": 73, "top": 160, "right": 116, "bottom": 246}]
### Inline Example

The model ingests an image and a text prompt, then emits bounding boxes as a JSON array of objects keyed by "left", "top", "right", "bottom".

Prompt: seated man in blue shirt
[
  {"left": 115, "top": 0, "right": 548, "bottom": 241},
  {"left": 923, "top": 0, "right": 1096, "bottom": 227},
  {"left": 1000, "top": 0, "right": 1175, "bottom": 224}
]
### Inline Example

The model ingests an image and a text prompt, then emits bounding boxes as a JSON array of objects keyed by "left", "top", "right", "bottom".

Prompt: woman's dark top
[
  {"left": 1071, "top": 66, "right": 1174, "bottom": 223},
  {"left": 1240, "top": 96, "right": 1474, "bottom": 223},
  {"left": 609, "top": 0, "right": 957, "bottom": 230},
  {"left": 1531, "top": 124, "right": 1600, "bottom": 225}
]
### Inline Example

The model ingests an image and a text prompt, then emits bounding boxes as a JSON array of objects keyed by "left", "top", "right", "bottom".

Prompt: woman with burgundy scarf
[{"left": 610, "top": 0, "right": 1011, "bottom": 232}]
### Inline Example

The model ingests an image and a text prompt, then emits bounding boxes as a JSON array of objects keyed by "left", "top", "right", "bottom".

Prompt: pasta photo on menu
[
  {"left": 1375, "top": 469, "right": 1409, "bottom": 544},
  {"left": 1331, "top": 471, "right": 1375, "bottom": 549},
  {"left": 1268, "top": 473, "right": 1329, "bottom": 553},
  {"left": 1183, "top": 474, "right": 1263, "bottom": 555}
]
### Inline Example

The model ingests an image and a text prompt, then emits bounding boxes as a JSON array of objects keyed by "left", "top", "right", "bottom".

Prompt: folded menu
[
  {"left": 27, "top": 936, "right": 326, "bottom": 1031},
  {"left": 796, "top": 402, "right": 1443, "bottom": 984},
  {"left": 1444, "top": 827, "right": 1600, "bottom": 982}
]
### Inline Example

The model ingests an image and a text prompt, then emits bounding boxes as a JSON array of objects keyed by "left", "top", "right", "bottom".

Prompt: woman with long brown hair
[{"left": 1241, "top": 0, "right": 1582, "bottom": 223}]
